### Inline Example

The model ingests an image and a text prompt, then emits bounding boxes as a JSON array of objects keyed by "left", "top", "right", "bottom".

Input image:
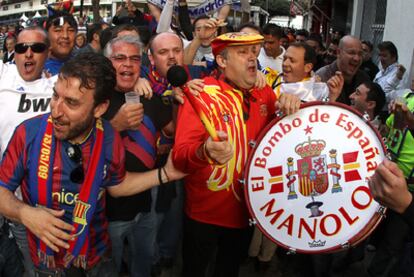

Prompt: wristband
[
  {"left": 158, "top": 167, "right": 164, "bottom": 185},
  {"left": 162, "top": 167, "right": 170, "bottom": 182}
]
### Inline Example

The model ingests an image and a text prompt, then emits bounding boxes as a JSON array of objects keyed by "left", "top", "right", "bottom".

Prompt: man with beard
[
  {"left": 0, "top": 52, "right": 184, "bottom": 277},
  {"left": 316, "top": 35, "right": 370, "bottom": 105},
  {"left": 323, "top": 39, "right": 339, "bottom": 66},
  {"left": 102, "top": 35, "right": 172, "bottom": 277},
  {"left": 173, "top": 32, "right": 301, "bottom": 277}
]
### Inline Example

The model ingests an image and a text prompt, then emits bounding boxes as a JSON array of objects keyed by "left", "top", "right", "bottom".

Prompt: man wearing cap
[
  {"left": 44, "top": 8, "right": 77, "bottom": 75},
  {"left": 173, "top": 32, "right": 301, "bottom": 277}
]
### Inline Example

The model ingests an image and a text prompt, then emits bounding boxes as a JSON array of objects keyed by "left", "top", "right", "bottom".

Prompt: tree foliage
[
  {"left": 251, "top": 0, "right": 290, "bottom": 16},
  {"left": 92, "top": 0, "right": 101, "bottom": 23}
]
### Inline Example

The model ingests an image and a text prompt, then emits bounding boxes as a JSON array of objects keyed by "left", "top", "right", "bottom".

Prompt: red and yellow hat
[{"left": 211, "top": 32, "right": 264, "bottom": 57}]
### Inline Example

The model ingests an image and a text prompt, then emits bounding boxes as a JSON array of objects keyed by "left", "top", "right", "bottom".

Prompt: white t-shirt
[
  {"left": 0, "top": 63, "right": 56, "bottom": 157},
  {"left": 258, "top": 46, "right": 285, "bottom": 73},
  {"left": 194, "top": 45, "right": 214, "bottom": 63}
]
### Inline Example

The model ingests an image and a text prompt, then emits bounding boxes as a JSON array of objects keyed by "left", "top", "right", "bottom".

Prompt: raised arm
[{"left": 156, "top": 0, "right": 175, "bottom": 33}]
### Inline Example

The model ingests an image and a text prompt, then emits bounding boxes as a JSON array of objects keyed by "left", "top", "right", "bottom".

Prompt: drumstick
[{"left": 167, "top": 65, "right": 219, "bottom": 141}]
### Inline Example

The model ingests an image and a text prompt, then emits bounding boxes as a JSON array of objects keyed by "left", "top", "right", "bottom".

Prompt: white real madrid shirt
[
  {"left": 258, "top": 46, "right": 285, "bottom": 73},
  {"left": 0, "top": 62, "right": 56, "bottom": 158}
]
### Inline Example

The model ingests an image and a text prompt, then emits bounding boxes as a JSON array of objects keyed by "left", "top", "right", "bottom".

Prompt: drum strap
[{"left": 271, "top": 73, "right": 284, "bottom": 90}]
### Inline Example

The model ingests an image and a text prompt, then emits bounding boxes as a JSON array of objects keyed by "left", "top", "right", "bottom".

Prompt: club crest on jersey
[
  {"left": 72, "top": 200, "right": 90, "bottom": 236},
  {"left": 259, "top": 104, "right": 268, "bottom": 117}
]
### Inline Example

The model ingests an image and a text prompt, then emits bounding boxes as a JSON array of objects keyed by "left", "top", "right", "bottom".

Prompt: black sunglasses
[
  {"left": 15, "top": 43, "right": 48, "bottom": 54},
  {"left": 66, "top": 144, "right": 84, "bottom": 184}
]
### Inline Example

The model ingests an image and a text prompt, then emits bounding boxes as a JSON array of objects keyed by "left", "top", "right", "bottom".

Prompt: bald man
[{"left": 316, "top": 35, "right": 370, "bottom": 105}]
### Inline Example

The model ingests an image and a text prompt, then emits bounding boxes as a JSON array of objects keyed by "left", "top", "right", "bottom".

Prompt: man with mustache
[
  {"left": 0, "top": 52, "right": 184, "bottom": 277},
  {"left": 173, "top": 32, "right": 300, "bottom": 277},
  {"left": 316, "top": 35, "right": 370, "bottom": 105}
]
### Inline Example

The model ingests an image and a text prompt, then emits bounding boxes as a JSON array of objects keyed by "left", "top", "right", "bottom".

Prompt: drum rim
[{"left": 243, "top": 100, "right": 387, "bottom": 254}]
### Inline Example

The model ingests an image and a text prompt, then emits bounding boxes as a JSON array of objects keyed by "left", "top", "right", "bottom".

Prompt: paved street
[{"left": 157, "top": 245, "right": 375, "bottom": 277}]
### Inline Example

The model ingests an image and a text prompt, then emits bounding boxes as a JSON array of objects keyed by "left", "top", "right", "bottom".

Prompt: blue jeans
[
  {"left": 155, "top": 181, "right": 184, "bottom": 262},
  {"left": 0, "top": 230, "right": 24, "bottom": 277},
  {"left": 108, "top": 197, "right": 158, "bottom": 277},
  {"left": 9, "top": 222, "right": 35, "bottom": 277},
  {"left": 34, "top": 256, "right": 118, "bottom": 277}
]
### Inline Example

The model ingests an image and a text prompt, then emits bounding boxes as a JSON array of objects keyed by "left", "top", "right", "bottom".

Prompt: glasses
[
  {"left": 110, "top": 54, "right": 141, "bottom": 63},
  {"left": 15, "top": 42, "right": 47, "bottom": 54},
  {"left": 66, "top": 144, "right": 84, "bottom": 184}
]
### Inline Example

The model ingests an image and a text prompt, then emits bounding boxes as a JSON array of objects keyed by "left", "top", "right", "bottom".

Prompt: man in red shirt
[{"left": 173, "top": 32, "right": 300, "bottom": 277}]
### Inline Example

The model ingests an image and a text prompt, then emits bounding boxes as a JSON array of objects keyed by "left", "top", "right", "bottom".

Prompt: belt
[
  {"left": 34, "top": 268, "right": 65, "bottom": 277},
  {"left": 0, "top": 218, "right": 9, "bottom": 236},
  {"left": 34, "top": 265, "right": 87, "bottom": 277}
]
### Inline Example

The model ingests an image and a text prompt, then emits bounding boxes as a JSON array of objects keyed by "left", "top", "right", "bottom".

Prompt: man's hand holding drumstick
[{"left": 368, "top": 159, "right": 412, "bottom": 214}]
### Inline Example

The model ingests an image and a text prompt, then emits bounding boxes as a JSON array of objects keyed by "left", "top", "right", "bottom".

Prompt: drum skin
[{"left": 244, "top": 101, "right": 386, "bottom": 254}]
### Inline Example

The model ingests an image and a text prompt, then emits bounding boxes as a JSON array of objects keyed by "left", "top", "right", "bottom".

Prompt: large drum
[{"left": 244, "top": 102, "right": 386, "bottom": 254}]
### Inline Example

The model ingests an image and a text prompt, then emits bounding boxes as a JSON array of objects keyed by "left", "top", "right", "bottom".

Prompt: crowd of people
[{"left": 0, "top": 0, "right": 413, "bottom": 277}]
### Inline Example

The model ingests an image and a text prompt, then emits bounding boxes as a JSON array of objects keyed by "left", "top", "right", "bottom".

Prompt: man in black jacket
[
  {"left": 2, "top": 36, "right": 15, "bottom": 63},
  {"left": 360, "top": 40, "right": 379, "bottom": 80},
  {"left": 112, "top": 0, "right": 150, "bottom": 27}
]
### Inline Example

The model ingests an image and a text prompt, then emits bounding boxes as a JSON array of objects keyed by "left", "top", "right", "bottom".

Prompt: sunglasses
[
  {"left": 66, "top": 144, "right": 85, "bottom": 184},
  {"left": 15, "top": 42, "right": 47, "bottom": 54}
]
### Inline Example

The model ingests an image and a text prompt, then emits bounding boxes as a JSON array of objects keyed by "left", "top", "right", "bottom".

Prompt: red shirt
[{"left": 173, "top": 77, "right": 277, "bottom": 228}]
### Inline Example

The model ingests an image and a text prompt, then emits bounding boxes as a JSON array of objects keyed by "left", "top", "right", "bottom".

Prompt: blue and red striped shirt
[{"left": 0, "top": 114, "right": 126, "bottom": 269}]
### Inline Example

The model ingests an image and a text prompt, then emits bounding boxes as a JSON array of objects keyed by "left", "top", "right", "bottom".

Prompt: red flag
[
  {"left": 343, "top": 151, "right": 361, "bottom": 182},
  {"left": 268, "top": 166, "right": 284, "bottom": 194}
]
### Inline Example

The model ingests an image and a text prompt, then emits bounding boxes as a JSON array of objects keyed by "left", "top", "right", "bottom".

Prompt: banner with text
[{"left": 148, "top": 0, "right": 240, "bottom": 18}]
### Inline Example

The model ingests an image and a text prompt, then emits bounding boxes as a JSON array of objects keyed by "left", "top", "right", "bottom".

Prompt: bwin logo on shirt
[{"left": 18, "top": 93, "right": 51, "bottom": 113}]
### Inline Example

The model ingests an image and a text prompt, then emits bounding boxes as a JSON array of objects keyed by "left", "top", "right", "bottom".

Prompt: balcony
[{"left": 1, "top": 0, "right": 26, "bottom": 5}]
